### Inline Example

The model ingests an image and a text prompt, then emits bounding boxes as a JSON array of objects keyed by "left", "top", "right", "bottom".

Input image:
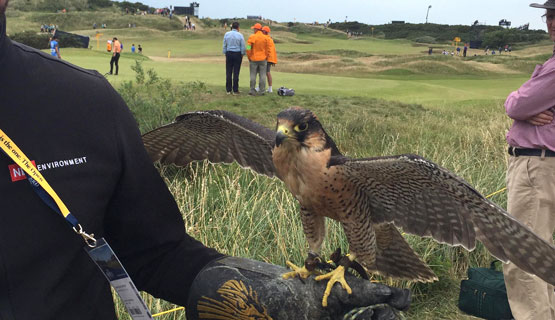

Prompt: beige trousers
[{"left": 503, "top": 155, "right": 555, "bottom": 320}]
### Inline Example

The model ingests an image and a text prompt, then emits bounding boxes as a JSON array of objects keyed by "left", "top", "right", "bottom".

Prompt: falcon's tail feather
[{"left": 367, "top": 223, "right": 437, "bottom": 282}]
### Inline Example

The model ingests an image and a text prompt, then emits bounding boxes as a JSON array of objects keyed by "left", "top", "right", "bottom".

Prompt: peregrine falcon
[{"left": 142, "top": 108, "right": 555, "bottom": 307}]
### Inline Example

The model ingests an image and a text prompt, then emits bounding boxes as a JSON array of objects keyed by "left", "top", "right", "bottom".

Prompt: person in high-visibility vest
[
  {"left": 106, "top": 39, "right": 111, "bottom": 52},
  {"left": 246, "top": 23, "right": 270, "bottom": 95},
  {"left": 262, "top": 26, "right": 277, "bottom": 93}
]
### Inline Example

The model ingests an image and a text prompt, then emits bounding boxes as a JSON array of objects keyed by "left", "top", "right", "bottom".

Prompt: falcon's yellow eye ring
[{"left": 294, "top": 123, "right": 308, "bottom": 132}]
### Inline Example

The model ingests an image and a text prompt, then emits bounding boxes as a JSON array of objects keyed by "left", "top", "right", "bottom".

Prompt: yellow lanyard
[{"left": 0, "top": 129, "right": 96, "bottom": 247}]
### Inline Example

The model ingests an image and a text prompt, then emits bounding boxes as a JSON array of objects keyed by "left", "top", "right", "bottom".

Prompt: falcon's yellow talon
[
  {"left": 314, "top": 265, "right": 351, "bottom": 307},
  {"left": 283, "top": 261, "right": 313, "bottom": 279}
]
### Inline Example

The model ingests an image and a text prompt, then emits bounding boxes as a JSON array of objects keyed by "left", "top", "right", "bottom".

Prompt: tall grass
[
  {"left": 111, "top": 66, "right": 510, "bottom": 319},
  {"left": 5, "top": 9, "right": 183, "bottom": 34}
]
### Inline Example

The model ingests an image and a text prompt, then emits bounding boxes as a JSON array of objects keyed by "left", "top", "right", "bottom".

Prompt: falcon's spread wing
[
  {"left": 332, "top": 154, "right": 555, "bottom": 285},
  {"left": 142, "top": 110, "right": 277, "bottom": 177}
]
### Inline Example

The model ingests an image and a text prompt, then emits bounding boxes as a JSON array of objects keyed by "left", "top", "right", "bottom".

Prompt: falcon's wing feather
[
  {"left": 335, "top": 154, "right": 555, "bottom": 285},
  {"left": 142, "top": 110, "right": 277, "bottom": 177}
]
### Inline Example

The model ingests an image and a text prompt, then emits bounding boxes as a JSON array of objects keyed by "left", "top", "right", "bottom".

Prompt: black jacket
[{"left": 0, "top": 14, "right": 223, "bottom": 319}]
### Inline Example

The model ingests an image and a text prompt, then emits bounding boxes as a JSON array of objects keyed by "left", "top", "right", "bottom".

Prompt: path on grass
[{"left": 176, "top": 15, "right": 203, "bottom": 31}]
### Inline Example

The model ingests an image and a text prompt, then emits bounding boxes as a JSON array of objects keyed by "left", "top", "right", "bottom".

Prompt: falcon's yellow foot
[
  {"left": 314, "top": 265, "right": 352, "bottom": 307},
  {"left": 282, "top": 261, "right": 314, "bottom": 279}
]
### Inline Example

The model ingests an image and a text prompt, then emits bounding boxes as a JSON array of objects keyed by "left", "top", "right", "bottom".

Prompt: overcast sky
[{"left": 125, "top": 0, "right": 550, "bottom": 31}]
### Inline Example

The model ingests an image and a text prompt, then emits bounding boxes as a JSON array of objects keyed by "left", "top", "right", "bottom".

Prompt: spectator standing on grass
[
  {"left": 131, "top": 43, "right": 135, "bottom": 53},
  {"left": 503, "top": 1, "right": 555, "bottom": 319},
  {"left": 222, "top": 21, "right": 245, "bottom": 95},
  {"left": 138, "top": 44, "right": 142, "bottom": 54},
  {"left": 262, "top": 26, "right": 277, "bottom": 93},
  {"left": 246, "top": 23, "right": 270, "bottom": 95},
  {"left": 109, "top": 37, "right": 121, "bottom": 75},
  {"left": 49, "top": 35, "right": 61, "bottom": 59},
  {"left": 463, "top": 44, "right": 468, "bottom": 57},
  {"left": 456, "top": 46, "right": 461, "bottom": 55},
  {"left": 106, "top": 39, "right": 111, "bottom": 52}
]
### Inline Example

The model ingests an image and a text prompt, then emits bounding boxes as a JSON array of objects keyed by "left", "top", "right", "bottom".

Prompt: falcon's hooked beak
[{"left": 276, "top": 125, "right": 294, "bottom": 147}]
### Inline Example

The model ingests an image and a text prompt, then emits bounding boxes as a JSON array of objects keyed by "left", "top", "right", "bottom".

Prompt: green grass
[
  {"left": 6, "top": 8, "right": 184, "bottom": 34},
  {"left": 276, "top": 35, "right": 427, "bottom": 55},
  {"left": 57, "top": 47, "right": 528, "bottom": 108},
  {"left": 5, "top": 8, "right": 544, "bottom": 319},
  {"left": 109, "top": 70, "right": 511, "bottom": 319}
]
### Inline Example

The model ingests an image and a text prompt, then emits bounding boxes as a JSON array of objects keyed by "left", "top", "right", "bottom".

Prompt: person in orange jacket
[
  {"left": 262, "top": 26, "right": 277, "bottom": 93},
  {"left": 246, "top": 23, "right": 271, "bottom": 95}
]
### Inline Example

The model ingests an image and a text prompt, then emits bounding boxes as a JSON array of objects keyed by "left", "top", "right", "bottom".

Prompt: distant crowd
[
  {"left": 184, "top": 16, "right": 195, "bottom": 31},
  {"left": 484, "top": 44, "right": 513, "bottom": 55},
  {"left": 92, "top": 23, "right": 108, "bottom": 29},
  {"left": 40, "top": 24, "right": 57, "bottom": 33},
  {"left": 106, "top": 39, "right": 142, "bottom": 55},
  {"left": 428, "top": 43, "right": 512, "bottom": 58}
]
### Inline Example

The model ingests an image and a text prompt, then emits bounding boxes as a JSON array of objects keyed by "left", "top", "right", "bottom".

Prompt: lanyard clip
[{"left": 73, "top": 224, "right": 97, "bottom": 248}]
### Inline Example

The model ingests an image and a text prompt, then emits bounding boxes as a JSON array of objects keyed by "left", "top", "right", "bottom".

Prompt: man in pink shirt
[{"left": 503, "top": 1, "right": 555, "bottom": 319}]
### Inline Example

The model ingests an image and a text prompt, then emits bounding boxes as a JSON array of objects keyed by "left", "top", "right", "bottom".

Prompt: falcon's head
[{"left": 275, "top": 107, "right": 340, "bottom": 154}]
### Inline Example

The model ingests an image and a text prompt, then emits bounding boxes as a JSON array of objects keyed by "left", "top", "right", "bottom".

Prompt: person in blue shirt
[
  {"left": 222, "top": 21, "right": 246, "bottom": 94},
  {"left": 131, "top": 43, "right": 135, "bottom": 53},
  {"left": 49, "top": 36, "right": 60, "bottom": 59}
]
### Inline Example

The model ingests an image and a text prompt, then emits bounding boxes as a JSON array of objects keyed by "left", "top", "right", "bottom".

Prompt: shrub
[
  {"left": 119, "top": 61, "right": 212, "bottom": 131},
  {"left": 329, "top": 21, "right": 548, "bottom": 46},
  {"left": 113, "top": 1, "right": 152, "bottom": 13},
  {"left": 329, "top": 21, "right": 370, "bottom": 34},
  {"left": 88, "top": 0, "right": 112, "bottom": 8},
  {"left": 29, "top": 11, "right": 184, "bottom": 32},
  {"left": 200, "top": 18, "right": 220, "bottom": 28},
  {"left": 482, "top": 28, "right": 548, "bottom": 48},
  {"left": 11, "top": 30, "right": 88, "bottom": 50},
  {"left": 10, "top": 31, "right": 50, "bottom": 49},
  {"left": 10, "top": 0, "right": 89, "bottom": 12}
]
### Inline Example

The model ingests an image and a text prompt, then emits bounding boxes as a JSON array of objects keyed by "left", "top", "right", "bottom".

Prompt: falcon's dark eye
[{"left": 294, "top": 123, "right": 308, "bottom": 132}]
